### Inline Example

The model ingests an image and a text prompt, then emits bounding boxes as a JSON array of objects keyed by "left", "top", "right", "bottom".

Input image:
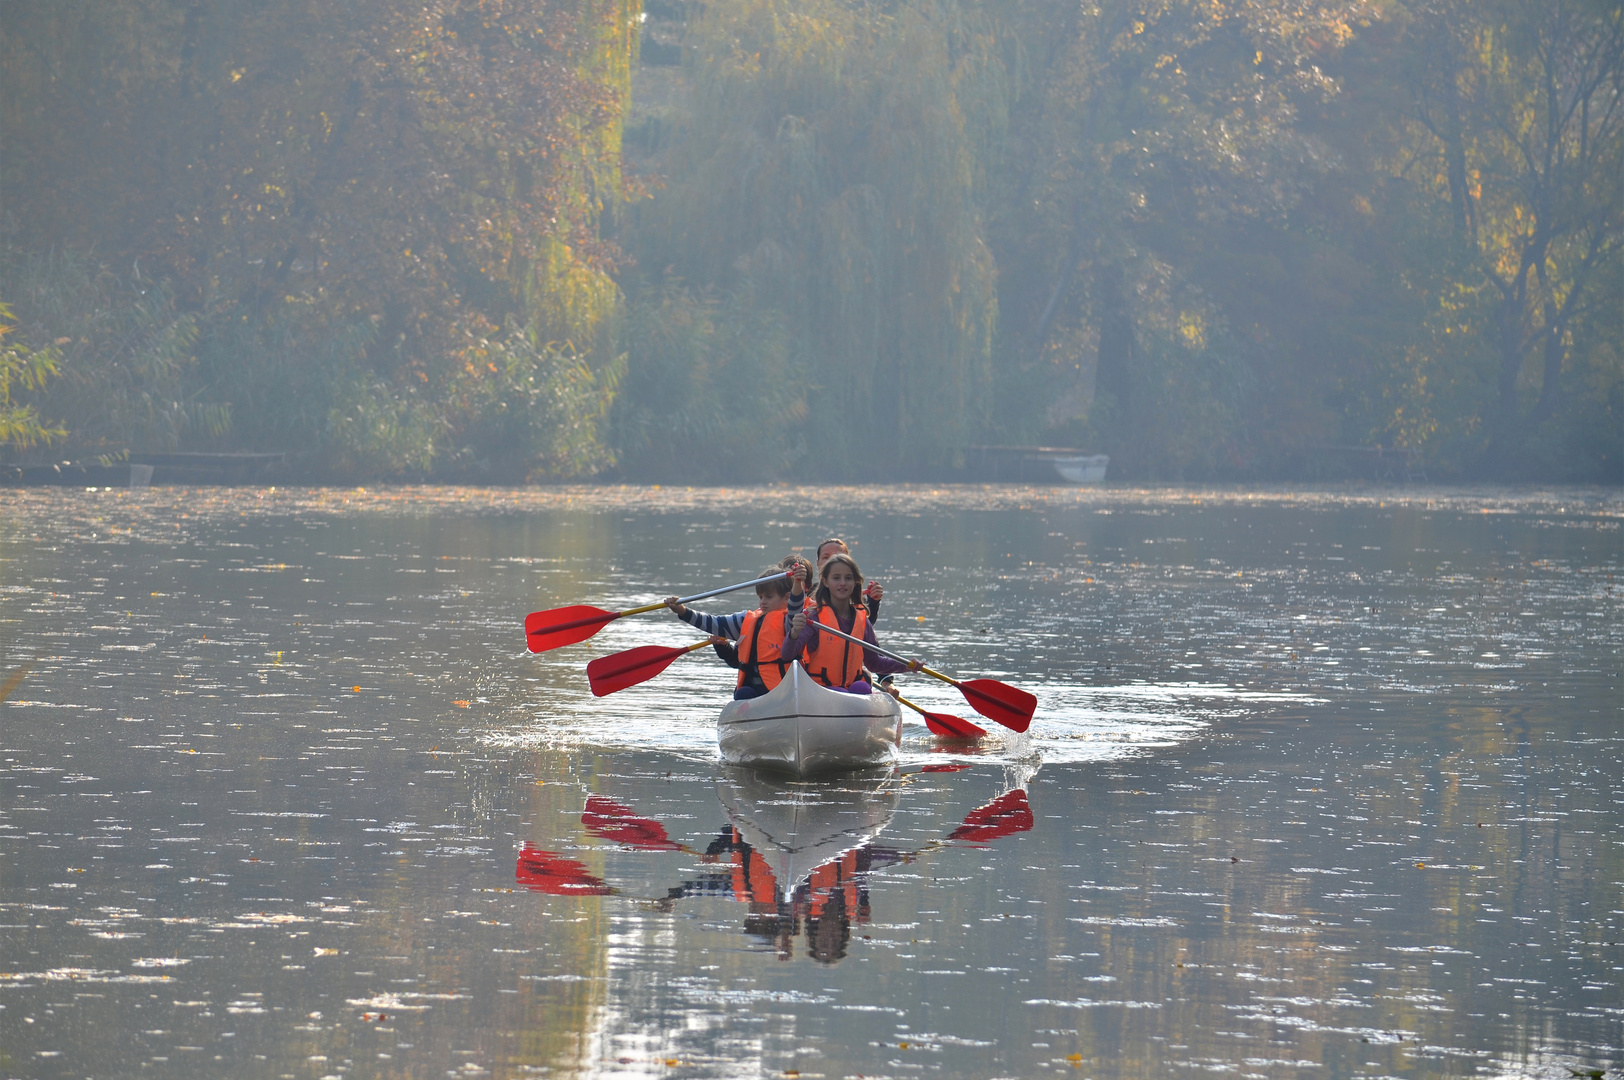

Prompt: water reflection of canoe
[
  {"left": 716, "top": 661, "right": 901, "bottom": 776},
  {"left": 714, "top": 765, "right": 901, "bottom": 891}
]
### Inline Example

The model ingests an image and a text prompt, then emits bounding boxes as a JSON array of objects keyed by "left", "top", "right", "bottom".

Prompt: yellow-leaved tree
[
  {"left": 1392, "top": 0, "right": 1623, "bottom": 473},
  {"left": 0, "top": 300, "right": 63, "bottom": 454}
]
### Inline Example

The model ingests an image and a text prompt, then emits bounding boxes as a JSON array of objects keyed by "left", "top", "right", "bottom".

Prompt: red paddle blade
[
  {"left": 586, "top": 644, "right": 687, "bottom": 696},
  {"left": 956, "top": 679, "right": 1036, "bottom": 733},
  {"left": 525, "top": 604, "right": 617, "bottom": 652},
  {"left": 922, "top": 710, "right": 987, "bottom": 740}
]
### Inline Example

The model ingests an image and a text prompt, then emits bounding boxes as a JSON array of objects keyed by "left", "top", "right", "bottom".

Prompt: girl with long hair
[{"left": 788, "top": 553, "right": 914, "bottom": 694}]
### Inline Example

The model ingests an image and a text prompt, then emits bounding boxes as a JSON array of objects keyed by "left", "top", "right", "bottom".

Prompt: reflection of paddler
[
  {"left": 800, "top": 848, "right": 868, "bottom": 925},
  {"left": 704, "top": 826, "right": 782, "bottom": 906},
  {"left": 519, "top": 768, "right": 1038, "bottom": 963},
  {"left": 663, "top": 823, "right": 888, "bottom": 963},
  {"left": 714, "top": 765, "right": 900, "bottom": 889},
  {"left": 795, "top": 846, "right": 875, "bottom": 963},
  {"left": 713, "top": 766, "right": 900, "bottom": 963}
]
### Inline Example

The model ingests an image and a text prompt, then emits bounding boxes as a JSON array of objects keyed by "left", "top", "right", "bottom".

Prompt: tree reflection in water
[{"left": 515, "top": 774, "right": 1035, "bottom": 963}]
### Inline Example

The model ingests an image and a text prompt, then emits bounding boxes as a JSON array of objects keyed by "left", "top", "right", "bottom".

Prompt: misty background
[{"left": 1, "top": 0, "right": 1619, "bottom": 482}]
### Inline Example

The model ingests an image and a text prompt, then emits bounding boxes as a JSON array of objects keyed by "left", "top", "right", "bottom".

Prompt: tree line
[{"left": 2, "top": 0, "right": 1619, "bottom": 481}]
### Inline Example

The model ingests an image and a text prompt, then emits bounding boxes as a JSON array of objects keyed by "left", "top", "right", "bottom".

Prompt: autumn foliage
[
  {"left": 2, "top": 0, "right": 1619, "bottom": 479},
  {"left": 2, "top": 0, "right": 636, "bottom": 476}
]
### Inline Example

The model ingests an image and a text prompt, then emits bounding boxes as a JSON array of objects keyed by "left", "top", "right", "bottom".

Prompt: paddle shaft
[
  {"left": 895, "top": 693, "right": 934, "bottom": 718},
  {"left": 535, "top": 572, "right": 791, "bottom": 637},
  {"left": 669, "top": 571, "right": 790, "bottom": 609}
]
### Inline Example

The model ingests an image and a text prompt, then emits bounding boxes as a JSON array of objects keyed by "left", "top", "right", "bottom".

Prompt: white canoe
[{"left": 716, "top": 662, "right": 902, "bottom": 776}]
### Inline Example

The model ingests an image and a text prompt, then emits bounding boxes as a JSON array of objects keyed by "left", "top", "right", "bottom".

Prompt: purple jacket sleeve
[{"left": 785, "top": 608, "right": 815, "bottom": 657}]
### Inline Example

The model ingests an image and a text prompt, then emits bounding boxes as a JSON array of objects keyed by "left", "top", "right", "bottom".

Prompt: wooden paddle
[
  {"left": 525, "top": 572, "right": 789, "bottom": 653},
  {"left": 586, "top": 636, "right": 726, "bottom": 697},
  {"left": 799, "top": 617, "right": 1036, "bottom": 732},
  {"left": 894, "top": 691, "right": 986, "bottom": 740}
]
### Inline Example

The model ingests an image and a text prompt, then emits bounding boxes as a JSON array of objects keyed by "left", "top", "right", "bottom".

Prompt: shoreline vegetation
[{"left": 1, "top": 0, "right": 1619, "bottom": 484}]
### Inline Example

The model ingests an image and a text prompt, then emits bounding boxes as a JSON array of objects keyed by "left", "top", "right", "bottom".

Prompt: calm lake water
[{"left": 1, "top": 483, "right": 1619, "bottom": 1080}]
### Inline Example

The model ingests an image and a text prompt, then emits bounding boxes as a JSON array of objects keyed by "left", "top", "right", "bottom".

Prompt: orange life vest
[
  {"left": 736, "top": 609, "right": 793, "bottom": 691},
  {"left": 804, "top": 848, "right": 865, "bottom": 922},
  {"left": 725, "top": 828, "right": 781, "bottom": 904},
  {"left": 802, "top": 605, "right": 868, "bottom": 689}
]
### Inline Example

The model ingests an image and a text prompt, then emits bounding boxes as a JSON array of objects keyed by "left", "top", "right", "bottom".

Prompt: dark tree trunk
[
  {"left": 1485, "top": 263, "right": 1539, "bottom": 473},
  {"left": 1093, "top": 262, "right": 1135, "bottom": 416},
  {"left": 1027, "top": 205, "right": 1087, "bottom": 364},
  {"left": 1531, "top": 320, "right": 1566, "bottom": 425}
]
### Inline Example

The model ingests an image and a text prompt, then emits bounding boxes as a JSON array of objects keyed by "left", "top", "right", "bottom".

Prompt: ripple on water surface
[{"left": 0, "top": 483, "right": 1619, "bottom": 1080}]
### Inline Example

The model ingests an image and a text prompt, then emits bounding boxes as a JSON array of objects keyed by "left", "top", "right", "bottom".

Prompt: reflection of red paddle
[
  {"left": 515, "top": 843, "right": 614, "bottom": 895},
  {"left": 801, "top": 621, "right": 1037, "bottom": 732},
  {"left": 586, "top": 637, "right": 724, "bottom": 696},
  {"left": 0, "top": 661, "right": 30, "bottom": 705},
  {"left": 948, "top": 790, "right": 1034, "bottom": 844},
  {"left": 524, "top": 573, "right": 788, "bottom": 653},
  {"left": 895, "top": 692, "right": 986, "bottom": 740},
  {"left": 583, "top": 796, "right": 685, "bottom": 851}
]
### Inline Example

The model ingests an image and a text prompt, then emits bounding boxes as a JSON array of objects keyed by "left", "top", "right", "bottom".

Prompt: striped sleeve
[{"left": 679, "top": 608, "right": 749, "bottom": 640}]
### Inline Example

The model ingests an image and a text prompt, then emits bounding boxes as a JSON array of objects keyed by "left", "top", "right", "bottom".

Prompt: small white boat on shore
[
  {"left": 962, "top": 445, "right": 1108, "bottom": 483},
  {"left": 717, "top": 662, "right": 902, "bottom": 776},
  {"left": 1051, "top": 453, "right": 1109, "bottom": 484}
]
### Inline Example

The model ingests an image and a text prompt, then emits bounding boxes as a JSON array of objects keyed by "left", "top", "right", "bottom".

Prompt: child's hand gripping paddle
[
  {"left": 806, "top": 620, "right": 1036, "bottom": 732},
  {"left": 525, "top": 572, "right": 788, "bottom": 653},
  {"left": 586, "top": 637, "right": 727, "bottom": 697}
]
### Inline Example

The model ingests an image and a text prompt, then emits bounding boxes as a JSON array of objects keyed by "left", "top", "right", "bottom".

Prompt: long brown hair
[{"left": 814, "top": 553, "right": 865, "bottom": 609}]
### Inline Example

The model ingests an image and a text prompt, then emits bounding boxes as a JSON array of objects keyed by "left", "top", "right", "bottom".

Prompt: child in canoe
[
  {"left": 814, "top": 537, "right": 883, "bottom": 622},
  {"left": 665, "top": 557, "right": 813, "bottom": 700},
  {"left": 788, "top": 553, "right": 915, "bottom": 695}
]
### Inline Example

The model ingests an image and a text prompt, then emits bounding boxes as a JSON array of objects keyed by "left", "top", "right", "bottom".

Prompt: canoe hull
[{"left": 717, "top": 663, "right": 902, "bottom": 776}]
